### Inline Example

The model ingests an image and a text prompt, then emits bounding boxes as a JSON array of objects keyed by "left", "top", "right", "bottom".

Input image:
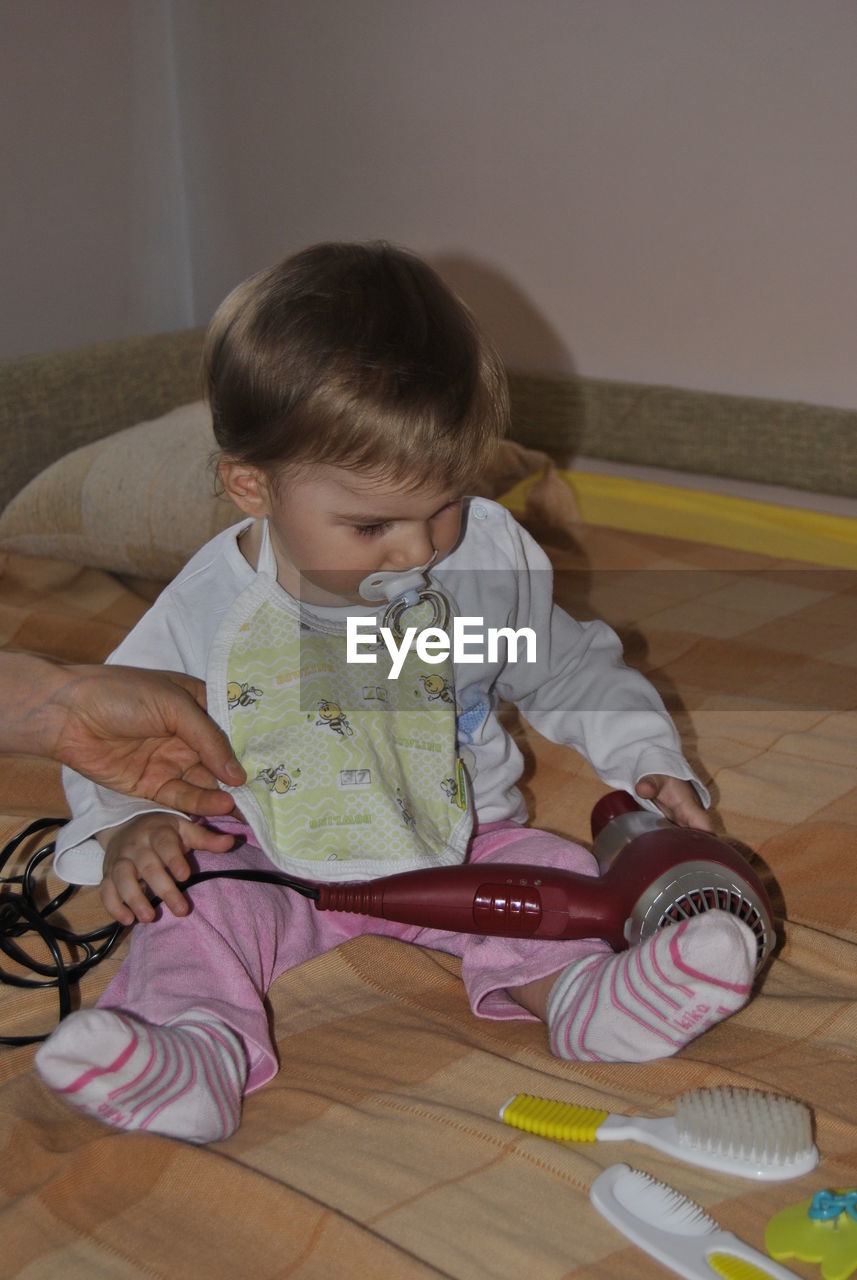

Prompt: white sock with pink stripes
[
  {"left": 34, "top": 1008, "right": 247, "bottom": 1143},
  {"left": 546, "top": 911, "right": 756, "bottom": 1062}
]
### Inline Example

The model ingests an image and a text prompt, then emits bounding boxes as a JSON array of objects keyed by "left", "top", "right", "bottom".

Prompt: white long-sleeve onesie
[{"left": 54, "top": 497, "right": 705, "bottom": 884}]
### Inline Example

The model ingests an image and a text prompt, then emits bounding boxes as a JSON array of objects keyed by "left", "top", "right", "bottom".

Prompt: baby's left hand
[{"left": 635, "top": 774, "right": 712, "bottom": 831}]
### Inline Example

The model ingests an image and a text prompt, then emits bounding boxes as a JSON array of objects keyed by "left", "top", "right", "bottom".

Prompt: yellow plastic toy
[{"left": 766, "top": 1190, "right": 857, "bottom": 1280}]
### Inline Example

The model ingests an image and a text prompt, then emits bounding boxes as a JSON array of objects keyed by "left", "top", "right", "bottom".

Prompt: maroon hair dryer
[{"left": 313, "top": 791, "right": 775, "bottom": 972}]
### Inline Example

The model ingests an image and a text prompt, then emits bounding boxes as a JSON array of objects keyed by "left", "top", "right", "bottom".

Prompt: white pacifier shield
[{"left": 358, "top": 551, "right": 438, "bottom": 604}]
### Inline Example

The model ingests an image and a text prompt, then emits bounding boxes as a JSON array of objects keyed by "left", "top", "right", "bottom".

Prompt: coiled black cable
[{"left": 0, "top": 819, "right": 320, "bottom": 1046}]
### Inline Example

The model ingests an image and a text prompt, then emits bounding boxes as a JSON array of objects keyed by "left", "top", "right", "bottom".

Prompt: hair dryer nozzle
[
  {"left": 590, "top": 788, "right": 646, "bottom": 838},
  {"left": 591, "top": 793, "right": 775, "bottom": 971}
]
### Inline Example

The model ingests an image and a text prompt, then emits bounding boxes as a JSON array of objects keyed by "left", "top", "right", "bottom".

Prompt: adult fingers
[
  {"left": 157, "top": 673, "right": 246, "bottom": 788},
  {"left": 155, "top": 775, "right": 238, "bottom": 817}
]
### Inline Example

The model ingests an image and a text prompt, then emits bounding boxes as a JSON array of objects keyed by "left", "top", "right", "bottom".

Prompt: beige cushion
[
  {"left": 0, "top": 402, "right": 577, "bottom": 582},
  {"left": 0, "top": 402, "right": 242, "bottom": 579}
]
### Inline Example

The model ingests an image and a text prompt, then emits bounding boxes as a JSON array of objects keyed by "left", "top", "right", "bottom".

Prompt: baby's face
[{"left": 263, "top": 464, "right": 464, "bottom": 606}]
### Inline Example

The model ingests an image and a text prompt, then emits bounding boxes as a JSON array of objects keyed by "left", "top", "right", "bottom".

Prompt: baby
[{"left": 36, "top": 242, "right": 756, "bottom": 1143}]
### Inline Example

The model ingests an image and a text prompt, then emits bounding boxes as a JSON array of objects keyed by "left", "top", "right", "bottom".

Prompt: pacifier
[{"left": 358, "top": 552, "right": 450, "bottom": 634}]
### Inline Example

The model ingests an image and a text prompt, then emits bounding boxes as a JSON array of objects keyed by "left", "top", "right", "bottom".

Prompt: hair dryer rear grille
[
  {"left": 660, "top": 890, "right": 768, "bottom": 968},
  {"left": 631, "top": 862, "right": 774, "bottom": 971}
]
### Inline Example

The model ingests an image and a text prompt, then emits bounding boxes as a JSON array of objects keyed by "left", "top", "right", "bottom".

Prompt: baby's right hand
[{"left": 99, "top": 812, "right": 235, "bottom": 926}]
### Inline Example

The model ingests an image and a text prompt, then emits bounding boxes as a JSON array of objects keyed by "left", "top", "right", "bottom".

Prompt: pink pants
[{"left": 99, "top": 822, "right": 609, "bottom": 1091}]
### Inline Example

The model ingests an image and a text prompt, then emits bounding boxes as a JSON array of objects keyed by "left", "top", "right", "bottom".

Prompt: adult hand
[
  {"left": 50, "top": 665, "right": 246, "bottom": 814},
  {"left": 3, "top": 655, "right": 244, "bottom": 814}
]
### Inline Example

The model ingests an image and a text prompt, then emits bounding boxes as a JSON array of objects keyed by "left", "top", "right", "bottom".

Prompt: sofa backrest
[{"left": 0, "top": 328, "right": 205, "bottom": 513}]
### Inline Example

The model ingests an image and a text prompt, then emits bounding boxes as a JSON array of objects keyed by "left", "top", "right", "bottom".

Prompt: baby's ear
[{"left": 218, "top": 458, "right": 272, "bottom": 517}]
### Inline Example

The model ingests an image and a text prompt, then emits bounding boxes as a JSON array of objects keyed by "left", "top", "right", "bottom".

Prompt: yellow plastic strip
[
  {"left": 707, "top": 1252, "right": 784, "bottom": 1280},
  {"left": 498, "top": 471, "right": 857, "bottom": 569},
  {"left": 500, "top": 1093, "right": 608, "bottom": 1142}
]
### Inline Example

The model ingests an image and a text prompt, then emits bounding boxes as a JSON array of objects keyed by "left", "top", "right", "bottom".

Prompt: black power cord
[{"left": 0, "top": 819, "right": 320, "bottom": 1046}]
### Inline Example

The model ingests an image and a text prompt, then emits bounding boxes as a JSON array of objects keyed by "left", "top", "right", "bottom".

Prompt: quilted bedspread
[{"left": 0, "top": 487, "right": 855, "bottom": 1279}]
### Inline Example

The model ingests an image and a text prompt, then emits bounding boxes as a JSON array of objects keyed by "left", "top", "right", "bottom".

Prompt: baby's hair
[{"left": 203, "top": 241, "right": 508, "bottom": 489}]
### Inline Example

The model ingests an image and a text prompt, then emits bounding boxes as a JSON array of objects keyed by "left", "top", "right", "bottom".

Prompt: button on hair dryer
[{"left": 313, "top": 792, "right": 775, "bottom": 972}]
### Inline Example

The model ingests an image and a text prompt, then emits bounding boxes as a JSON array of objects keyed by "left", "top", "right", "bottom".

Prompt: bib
[{"left": 206, "top": 525, "right": 472, "bottom": 881}]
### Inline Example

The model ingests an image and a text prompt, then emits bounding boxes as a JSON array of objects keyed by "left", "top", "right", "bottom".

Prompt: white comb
[{"left": 590, "top": 1163, "right": 801, "bottom": 1279}]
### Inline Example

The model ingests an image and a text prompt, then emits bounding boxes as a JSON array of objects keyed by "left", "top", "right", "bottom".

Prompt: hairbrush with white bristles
[{"left": 500, "top": 1086, "right": 817, "bottom": 1181}]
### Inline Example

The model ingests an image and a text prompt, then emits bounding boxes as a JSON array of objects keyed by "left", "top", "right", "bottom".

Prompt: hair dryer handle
[{"left": 314, "top": 864, "right": 630, "bottom": 949}]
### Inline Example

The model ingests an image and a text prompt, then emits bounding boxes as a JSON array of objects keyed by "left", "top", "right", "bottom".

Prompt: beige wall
[
  {"left": 3, "top": 0, "right": 856, "bottom": 410},
  {"left": 1, "top": 0, "right": 194, "bottom": 356}
]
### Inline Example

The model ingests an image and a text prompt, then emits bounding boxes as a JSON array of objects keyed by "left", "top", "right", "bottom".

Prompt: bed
[{"left": 1, "top": 332, "right": 855, "bottom": 1279}]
